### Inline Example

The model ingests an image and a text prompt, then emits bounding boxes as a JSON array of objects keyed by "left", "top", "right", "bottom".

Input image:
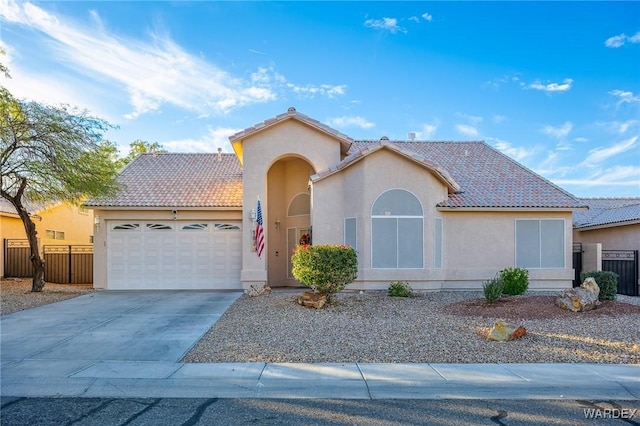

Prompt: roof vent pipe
[
  {"left": 217, "top": 147, "right": 222, "bottom": 162},
  {"left": 408, "top": 132, "right": 416, "bottom": 141}
]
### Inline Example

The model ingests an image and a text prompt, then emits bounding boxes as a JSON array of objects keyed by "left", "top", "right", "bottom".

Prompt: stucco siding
[{"left": 574, "top": 223, "right": 640, "bottom": 252}]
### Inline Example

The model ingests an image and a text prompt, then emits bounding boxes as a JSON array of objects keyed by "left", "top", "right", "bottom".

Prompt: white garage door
[{"left": 107, "top": 221, "right": 242, "bottom": 290}]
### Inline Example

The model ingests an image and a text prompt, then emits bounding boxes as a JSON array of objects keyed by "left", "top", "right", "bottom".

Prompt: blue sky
[{"left": 1, "top": 1, "right": 639, "bottom": 198}]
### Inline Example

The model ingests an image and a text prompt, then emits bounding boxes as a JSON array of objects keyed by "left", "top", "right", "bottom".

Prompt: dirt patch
[{"left": 441, "top": 294, "right": 640, "bottom": 320}]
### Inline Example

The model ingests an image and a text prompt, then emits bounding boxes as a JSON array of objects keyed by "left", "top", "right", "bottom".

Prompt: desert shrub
[
  {"left": 388, "top": 281, "right": 413, "bottom": 297},
  {"left": 291, "top": 244, "right": 358, "bottom": 303},
  {"left": 500, "top": 267, "right": 529, "bottom": 296},
  {"left": 580, "top": 270, "right": 618, "bottom": 301},
  {"left": 483, "top": 275, "right": 504, "bottom": 303}
]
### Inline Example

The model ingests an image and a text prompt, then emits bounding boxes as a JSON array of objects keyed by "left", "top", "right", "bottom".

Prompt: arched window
[
  {"left": 288, "top": 193, "right": 310, "bottom": 216},
  {"left": 371, "top": 189, "right": 423, "bottom": 268}
]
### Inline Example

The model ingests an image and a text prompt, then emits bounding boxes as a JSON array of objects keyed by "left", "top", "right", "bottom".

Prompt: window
[
  {"left": 147, "top": 223, "right": 173, "bottom": 230},
  {"left": 344, "top": 218, "right": 357, "bottom": 249},
  {"left": 214, "top": 223, "right": 241, "bottom": 231},
  {"left": 371, "top": 189, "right": 423, "bottom": 269},
  {"left": 516, "top": 219, "right": 565, "bottom": 268},
  {"left": 434, "top": 218, "right": 443, "bottom": 269},
  {"left": 113, "top": 223, "right": 140, "bottom": 230},
  {"left": 288, "top": 193, "right": 310, "bottom": 216},
  {"left": 182, "top": 223, "right": 208, "bottom": 230},
  {"left": 45, "top": 230, "right": 65, "bottom": 240}
]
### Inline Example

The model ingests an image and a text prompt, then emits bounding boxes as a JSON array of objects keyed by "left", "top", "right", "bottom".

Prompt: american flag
[{"left": 255, "top": 199, "right": 265, "bottom": 259}]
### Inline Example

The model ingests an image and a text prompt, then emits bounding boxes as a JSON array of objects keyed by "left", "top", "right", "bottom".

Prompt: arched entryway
[{"left": 266, "top": 156, "right": 314, "bottom": 286}]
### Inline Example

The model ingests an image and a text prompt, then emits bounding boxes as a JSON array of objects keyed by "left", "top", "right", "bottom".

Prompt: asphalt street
[{"left": 1, "top": 397, "right": 639, "bottom": 426}]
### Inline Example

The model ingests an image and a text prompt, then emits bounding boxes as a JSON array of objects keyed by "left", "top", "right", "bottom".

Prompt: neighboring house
[
  {"left": 86, "top": 108, "right": 585, "bottom": 291},
  {"left": 573, "top": 198, "right": 640, "bottom": 252},
  {"left": 0, "top": 199, "right": 94, "bottom": 278}
]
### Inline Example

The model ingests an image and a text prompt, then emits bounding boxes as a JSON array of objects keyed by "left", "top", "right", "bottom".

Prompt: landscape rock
[
  {"left": 245, "top": 283, "right": 272, "bottom": 297},
  {"left": 487, "top": 320, "right": 527, "bottom": 341},
  {"left": 555, "top": 286, "right": 600, "bottom": 312},
  {"left": 580, "top": 277, "right": 600, "bottom": 300},
  {"left": 297, "top": 291, "right": 327, "bottom": 309}
]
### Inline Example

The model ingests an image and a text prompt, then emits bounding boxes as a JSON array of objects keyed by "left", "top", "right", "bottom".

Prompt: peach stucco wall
[
  {"left": 239, "top": 119, "right": 343, "bottom": 288},
  {"left": 312, "top": 148, "right": 574, "bottom": 291}
]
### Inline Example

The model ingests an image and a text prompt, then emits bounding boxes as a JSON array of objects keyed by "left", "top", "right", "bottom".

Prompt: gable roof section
[
  {"left": 311, "top": 140, "right": 461, "bottom": 192},
  {"left": 574, "top": 198, "right": 640, "bottom": 229},
  {"left": 0, "top": 198, "right": 58, "bottom": 216},
  {"left": 84, "top": 153, "right": 243, "bottom": 208},
  {"left": 229, "top": 107, "right": 353, "bottom": 165},
  {"left": 347, "top": 140, "right": 584, "bottom": 209}
]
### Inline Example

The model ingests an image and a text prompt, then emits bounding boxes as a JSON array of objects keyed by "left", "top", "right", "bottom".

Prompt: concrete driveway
[{"left": 1, "top": 290, "right": 241, "bottom": 369}]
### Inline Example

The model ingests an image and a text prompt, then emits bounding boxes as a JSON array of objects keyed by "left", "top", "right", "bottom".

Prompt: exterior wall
[
  {"left": 239, "top": 119, "right": 343, "bottom": 289},
  {"left": 312, "top": 149, "right": 574, "bottom": 291},
  {"left": 573, "top": 223, "right": 640, "bottom": 252},
  {"left": 1, "top": 203, "right": 93, "bottom": 278},
  {"left": 91, "top": 208, "right": 241, "bottom": 289}
]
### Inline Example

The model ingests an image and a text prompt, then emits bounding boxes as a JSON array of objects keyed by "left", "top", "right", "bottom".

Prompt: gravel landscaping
[
  {"left": 183, "top": 289, "right": 640, "bottom": 364},
  {"left": 2, "top": 279, "right": 638, "bottom": 364}
]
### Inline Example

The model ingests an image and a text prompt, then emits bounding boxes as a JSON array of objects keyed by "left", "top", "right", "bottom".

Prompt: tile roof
[
  {"left": 229, "top": 107, "right": 353, "bottom": 155},
  {"left": 574, "top": 198, "right": 640, "bottom": 228},
  {"left": 312, "top": 140, "right": 461, "bottom": 192},
  {"left": 349, "top": 140, "right": 585, "bottom": 209},
  {"left": 0, "top": 198, "right": 55, "bottom": 216},
  {"left": 84, "top": 153, "right": 243, "bottom": 208}
]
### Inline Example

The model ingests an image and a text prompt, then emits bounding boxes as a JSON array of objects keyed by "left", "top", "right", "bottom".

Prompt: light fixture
[
  {"left": 275, "top": 219, "right": 281, "bottom": 230},
  {"left": 94, "top": 215, "right": 100, "bottom": 226},
  {"left": 250, "top": 209, "right": 256, "bottom": 221},
  {"left": 171, "top": 209, "right": 178, "bottom": 220}
]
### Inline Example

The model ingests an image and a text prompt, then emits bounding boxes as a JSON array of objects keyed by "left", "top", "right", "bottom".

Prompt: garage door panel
[{"left": 107, "top": 221, "right": 241, "bottom": 290}]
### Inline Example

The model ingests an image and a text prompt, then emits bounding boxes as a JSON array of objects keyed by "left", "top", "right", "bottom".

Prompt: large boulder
[
  {"left": 556, "top": 285, "right": 600, "bottom": 312},
  {"left": 487, "top": 320, "right": 527, "bottom": 341},
  {"left": 580, "top": 277, "right": 600, "bottom": 300}
]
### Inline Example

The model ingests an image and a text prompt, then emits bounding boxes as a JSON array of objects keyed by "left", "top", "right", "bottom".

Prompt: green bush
[
  {"left": 388, "top": 281, "right": 413, "bottom": 297},
  {"left": 483, "top": 274, "right": 504, "bottom": 303},
  {"left": 500, "top": 267, "right": 529, "bottom": 296},
  {"left": 580, "top": 270, "right": 618, "bottom": 301},
  {"left": 291, "top": 244, "right": 358, "bottom": 303}
]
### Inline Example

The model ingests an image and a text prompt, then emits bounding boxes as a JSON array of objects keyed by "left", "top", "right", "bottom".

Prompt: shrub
[
  {"left": 580, "top": 270, "right": 618, "bottom": 301},
  {"left": 500, "top": 267, "right": 529, "bottom": 296},
  {"left": 483, "top": 275, "right": 504, "bottom": 303},
  {"left": 291, "top": 244, "right": 358, "bottom": 303},
  {"left": 388, "top": 281, "right": 413, "bottom": 297}
]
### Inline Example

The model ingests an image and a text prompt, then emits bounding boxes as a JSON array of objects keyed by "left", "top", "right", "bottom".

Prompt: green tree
[
  {"left": 1, "top": 87, "right": 119, "bottom": 292},
  {"left": 116, "top": 139, "right": 166, "bottom": 169}
]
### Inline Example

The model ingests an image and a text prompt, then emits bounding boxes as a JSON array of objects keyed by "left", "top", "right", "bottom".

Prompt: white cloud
[
  {"left": 327, "top": 116, "right": 375, "bottom": 129},
  {"left": 414, "top": 123, "right": 438, "bottom": 140},
  {"left": 493, "top": 115, "right": 506, "bottom": 123},
  {"left": 421, "top": 13, "right": 433, "bottom": 22},
  {"left": 609, "top": 89, "right": 640, "bottom": 107},
  {"left": 0, "top": 1, "right": 345, "bottom": 120},
  {"left": 364, "top": 17, "right": 406, "bottom": 34},
  {"left": 528, "top": 78, "right": 573, "bottom": 93},
  {"left": 605, "top": 31, "right": 640, "bottom": 48},
  {"left": 287, "top": 83, "right": 347, "bottom": 99},
  {"left": 163, "top": 126, "right": 241, "bottom": 153},
  {"left": 555, "top": 165, "right": 640, "bottom": 187},
  {"left": 455, "top": 124, "right": 478, "bottom": 137},
  {"left": 581, "top": 136, "right": 638, "bottom": 167},
  {"left": 457, "top": 113, "right": 483, "bottom": 125},
  {"left": 491, "top": 139, "right": 534, "bottom": 162},
  {"left": 541, "top": 121, "right": 573, "bottom": 139}
]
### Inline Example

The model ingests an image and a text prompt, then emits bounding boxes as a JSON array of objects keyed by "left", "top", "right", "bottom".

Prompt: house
[
  {"left": 86, "top": 108, "right": 585, "bottom": 291},
  {"left": 1, "top": 199, "right": 94, "bottom": 278},
  {"left": 573, "top": 198, "right": 640, "bottom": 252},
  {"left": 573, "top": 197, "right": 640, "bottom": 295}
]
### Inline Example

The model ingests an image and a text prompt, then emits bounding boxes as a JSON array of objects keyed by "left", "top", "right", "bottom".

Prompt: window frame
[
  {"left": 371, "top": 189, "right": 424, "bottom": 269},
  {"left": 515, "top": 218, "right": 566, "bottom": 269}
]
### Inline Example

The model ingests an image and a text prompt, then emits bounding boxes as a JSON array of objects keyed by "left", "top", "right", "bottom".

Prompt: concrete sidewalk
[{"left": 1, "top": 291, "right": 638, "bottom": 400}]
